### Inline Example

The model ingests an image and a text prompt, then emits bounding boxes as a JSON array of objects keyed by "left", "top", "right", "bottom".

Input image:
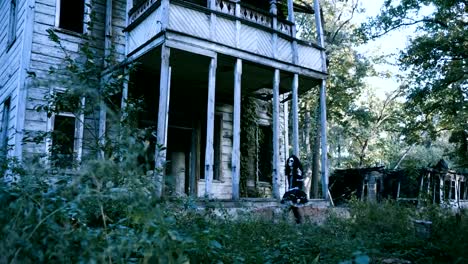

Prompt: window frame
[
  {"left": 54, "top": 0, "right": 91, "bottom": 35},
  {"left": 0, "top": 97, "right": 12, "bottom": 159},
  {"left": 213, "top": 113, "right": 223, "bottom": 181},
  {"left": 45, "top": 91, "right": 85, "bottom": 168},
  {"left": 7, "top": 0, "right": 17, "bottom": 49}
]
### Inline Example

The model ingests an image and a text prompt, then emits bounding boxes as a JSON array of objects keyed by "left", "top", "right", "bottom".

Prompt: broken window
[
  {"left": 257, "top": 125, "right": 272, "bottom": 183},
  {"left": 57, "top": 0, "right": 85, "bottom": 33},
  {"left": 51, "top": 115, "right": 76, "bottom": 168},
  {"left": 200, "top": 114, "right": 222, "bottom": 180},
  {"left": 0, "top": 98, "right": 11, "bottom": 159},
  {"left": 213, "top": 114, "right": 222, "bottom": 181},
  {"left": 7, "top": 0, "right": 17, "bottom": 48},
  {"left": 49, "top": 92, "right": 84, "bottom": 168}
]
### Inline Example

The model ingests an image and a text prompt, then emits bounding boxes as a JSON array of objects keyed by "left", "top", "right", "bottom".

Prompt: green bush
[{"left": 2, "top": 162, "right": 468, "bottom": 264}]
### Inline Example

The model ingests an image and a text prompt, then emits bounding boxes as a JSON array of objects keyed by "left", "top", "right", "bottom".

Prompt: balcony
[{"left": 126, "top": 0, "right": 325, "bottom": 74}]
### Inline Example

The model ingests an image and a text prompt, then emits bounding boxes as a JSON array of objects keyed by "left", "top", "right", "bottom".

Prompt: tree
[
  {"left": 296, "top": 0, "right": 377, "bottom": 196},
  {"left": 335, "top": 88, "right": 404, "bottom": 168},
  {"left": 359, "top": 0, "right": 468, "bottom": 167}
]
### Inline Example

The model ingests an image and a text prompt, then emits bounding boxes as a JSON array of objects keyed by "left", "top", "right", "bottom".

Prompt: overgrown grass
[{"left": 1, "top": 161, "right": 467, "bottom": 263}]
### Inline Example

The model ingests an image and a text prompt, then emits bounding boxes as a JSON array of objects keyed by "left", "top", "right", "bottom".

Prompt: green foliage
[
  {"left": 358, "top": 0, "right": 468, "bottom": 167},
  {"left": 240, "top": 95, "right": 260, "bottom": 197},
  {"left": 2, "top": 167, "right": 468, "bottom": 263},
  {"left": 0, "top": 155, "right": 190, "bottom": 263}
]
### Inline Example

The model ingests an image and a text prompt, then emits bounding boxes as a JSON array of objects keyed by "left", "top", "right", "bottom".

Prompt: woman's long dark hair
[{"left": 285, "top": 155, "right": 303, "bottom": 176}]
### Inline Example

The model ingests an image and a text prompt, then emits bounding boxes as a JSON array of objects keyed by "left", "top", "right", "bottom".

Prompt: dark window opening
[
  {"left": 213, "top": 115, "right": 222, "bottom": 181},
  {"left": 0, "top": 98, "right": 11, "bottom": 158},
  {"left": 51, "top": 115, "right": 76, "bottom": 168},
  {"left": 461, "top": 181, "right": 467, "bottom": 200},
  {"left": 200, "top": 115, "right": 222, "bottom": 180},
  {"left": 59, "top": 0, "right": 85, "bottom": 33},
  {"left": 257, "top": 125, "right": 272, "bottom": 183},
  {"left": 8, "top": 0, "right": 17, "bottom": 47}
]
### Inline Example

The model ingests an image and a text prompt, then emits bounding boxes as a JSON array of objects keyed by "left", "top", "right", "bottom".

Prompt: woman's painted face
[{"left": 288, "top": 158, "right": 294, "bottom": 167}]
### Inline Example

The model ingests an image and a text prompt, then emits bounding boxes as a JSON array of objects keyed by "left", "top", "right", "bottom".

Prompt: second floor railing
[{"left": 129, "top": 0, "right": 294, "bottom": 38}]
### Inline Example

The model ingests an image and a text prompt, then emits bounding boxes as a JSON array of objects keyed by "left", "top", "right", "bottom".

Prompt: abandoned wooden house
[
  {"left": 417, "top": 162, "right": 468, "bottom": 209},
  {"left": 0, "top": 0, "right": 329, "bottom": 200}
]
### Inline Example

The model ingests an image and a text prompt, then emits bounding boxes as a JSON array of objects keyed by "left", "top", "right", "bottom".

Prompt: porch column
[
  {"left": 272, "top": 69, "right": 281, "bottom": 199},
  {"left": 291, "top": 74, "right": 299, "bottom": 156},
  {"left": 205, "top": 56, "right": 217, "bottom": 199},
  {"left": 283, "top": 93, "right": 290, "bottom": 158},
  {"left": 155, "top": 44, "right": 171, "bottom": 198},
  {"left": 287, "top": 0, "right": 298, "bottom": 62},
  {"left": 314, "top": 0, "right": 329, "bottom": 200},
  {"left": 270, "top": 0, "right": 278, "bottom": 59},
  {"left": 232, "top": 59, "right": 242, "bottom": 200}
]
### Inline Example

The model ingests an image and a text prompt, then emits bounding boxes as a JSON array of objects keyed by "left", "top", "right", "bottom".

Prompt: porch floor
[{"left": 192, "top": 198, "right": 342, "bottom": 224}]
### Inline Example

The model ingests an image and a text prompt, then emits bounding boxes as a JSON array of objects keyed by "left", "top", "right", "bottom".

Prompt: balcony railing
[{"left": 126, "top": 0, "right": 324, "bottom": 72}]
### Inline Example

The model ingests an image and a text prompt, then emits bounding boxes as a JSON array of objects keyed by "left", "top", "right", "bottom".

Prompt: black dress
[{"left": 281, "top": 167, "right": 308, "bottom": 207}]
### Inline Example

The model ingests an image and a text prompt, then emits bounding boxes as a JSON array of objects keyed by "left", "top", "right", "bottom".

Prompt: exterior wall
[
  {"left": 0, "top": 0, "right": 31, "bottom": 159},
  {"left": 197, "top": 98, "right": 287, "bottom": 199},
  {"left": 198, "top": 104, "right": 234, "bottom": 199},
  {"left": 20, "top": 0, "right": 127, "bottom": 162}
]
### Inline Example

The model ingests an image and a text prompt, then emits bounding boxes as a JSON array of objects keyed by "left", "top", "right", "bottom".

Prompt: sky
[{"left": 353, "top": 0, "right": 412, "bottom": 98}]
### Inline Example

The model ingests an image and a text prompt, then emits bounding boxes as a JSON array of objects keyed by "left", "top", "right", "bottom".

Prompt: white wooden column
[
  {"left": 283, "top": 93, "right": 290, "bottom": 158},
  {"left": 232, "top": 59, "right": 242, "bottom": 200},
  {"left": 292, "top": 74, "right": 299, "bottom": 156},
  {"left": 235, "top": 0, "right": 241, "bottom": 48},
  {"left": 439, "top": 175, "right": 444, "bottom": 202},
  {"left": 287, "top": 0, "right": 298, "bottom": 63},
  {"left": 208, "top": 0, "right": 217, "bottom": 40},
  {"left": 155, "top": 45, "right": 171, "bottom": 198},
  {"left": 270, "top": 0, "right": 278, "bottom": 59},
  {"left": 75, "top": 97, "right": 86, "bottom": 163},
  {"left": 314, "top": 0, "right": 329, "bottom": 200},
  {"left": 205, "top": 56, "right": 217, "bottom": 199},
  {"left": 272, "top": 69, "right": 281, "bottom": 199}
]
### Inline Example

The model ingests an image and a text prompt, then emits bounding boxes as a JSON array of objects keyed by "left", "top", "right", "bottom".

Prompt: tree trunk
[
  {"left": 311, "top": 104, "right": 320, "bottom": 198},
  {"left": 358, "top": 139, "right": 369, "bottom": 167}
]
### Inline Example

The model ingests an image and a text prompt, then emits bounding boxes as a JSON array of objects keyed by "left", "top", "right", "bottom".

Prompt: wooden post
[
  {"left": 272, "top": 69, "right": 281, "bottom": 199},
  {"left": 270, "top": 0, "right": 278, "bottom": 59},
  {"left": 97, "top": 0, "right": 113, "bottom": 160},
  {"left": 397, "top": 181, "right": 401, "bottom": 199},
  {"left": 283, "top": 93, "right": 290, "bottom": 158},
  {"left": 232, "top": 59, "right": 242, "bottom": 200},
  {"left": 205, "top": 56, "right": 217, "bottom": 199},
  {"left": 282, "top": 93, "right": 290, "bottom": 196},
  {"left": 161, "top": 0, "right": 170, "bottom": 30},
  {"left": 235, "top": 0, "right": 241, "bottom": 48},
  {"left": 314, "top": 0, "right": 329, "bottom": 200},
  {"left": 155, "top": 45, "right": 171, "bottom": 199},
  {"left": 209, "top": 0, "right": 217, "bottom": 40},
  {"left": 104, "top": 0, "right": 112, "bottom": 59},
  {"left": 292, "top": 74, "right": 299, "bottom": 156},
  {"left": 287, "top": 0, "right": 298, "bottom": 63},
  {"left": 190, "top": 121, "right": 201, "bottom": 196},
  {"left": 75, "top": 97, "right": 86, "bottom": 163},
  {"left": 439, "top": 175, "right": 444, "bottom": 202},
  {"left": 418, "top": 174, "right": 425, "bottom": 206}
]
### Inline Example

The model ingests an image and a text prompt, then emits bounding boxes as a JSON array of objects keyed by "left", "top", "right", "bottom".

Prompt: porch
[{"left": 113, "top": 0, "right": 329, "bottom": 200}]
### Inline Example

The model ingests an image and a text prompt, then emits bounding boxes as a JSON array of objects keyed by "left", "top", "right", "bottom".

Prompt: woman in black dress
[{"left": 281, "top": 155, "right": 308, "bottom": 223}]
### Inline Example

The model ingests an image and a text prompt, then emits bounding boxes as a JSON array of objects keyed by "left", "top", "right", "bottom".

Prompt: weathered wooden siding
[
  {"left": 22, "top": 0, "right": 110, "bottom": 160},
  {"left": 198, "top": 104, "right": 233, "bottom": 199},
  {"left": 128, "top": 6, "right": 163, "bottom": 54},
  {"left": 197, "top": 99, "right": 287, "bottom": 199},
  {"left": 0, "top": 0, "right": 31, "bottom": 158},
  {"left": 111, "top": 0, "right": 127, "bottom": 62}
]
